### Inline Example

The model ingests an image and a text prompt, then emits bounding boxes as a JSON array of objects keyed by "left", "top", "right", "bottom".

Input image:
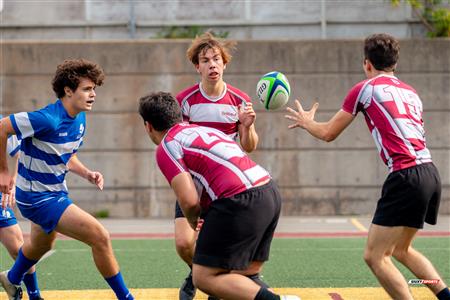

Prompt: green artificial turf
[{"left": 1, "top": 237, "right": 448, "bottom": 290}]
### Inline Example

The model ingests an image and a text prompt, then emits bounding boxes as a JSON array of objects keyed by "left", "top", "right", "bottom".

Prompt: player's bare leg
[
  {"left": 1, "top": 224, "right": 40, "bottom": 280},
  {"left": 0, "top": 225, "right": 25, "bottom": 259},
  {"left": 193, "top": 264, "right": 262, "bottom": 300},
  {"left": 175, "top": 218, "right": 196, "bottom": 265},
  {"left": 175, "top": 217, "right": 198, "bottom": 299},
  {"left": 55, "top": 204, "right": 118, "bottom": 276},
  {"left": 364, "top": 224, "right": 413, "bottom": 300},
  {"left": 55, "top": 204, "right": 133, "bottom": 299},
  {"left": 391, "top": 226, "right": 447, "bottom": 295}
]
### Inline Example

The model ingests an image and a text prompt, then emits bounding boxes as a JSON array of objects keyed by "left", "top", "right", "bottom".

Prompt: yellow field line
[
  {"left": 1, "top": 287, "right": 434, "bottom": 300},
  {"left": 350, "top": 217, "right": 368, "bottom": 232}
]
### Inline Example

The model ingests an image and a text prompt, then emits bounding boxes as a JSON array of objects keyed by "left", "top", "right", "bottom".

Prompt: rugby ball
[{"left": 256, "top": 71, "right": 290, "bottom": 110}]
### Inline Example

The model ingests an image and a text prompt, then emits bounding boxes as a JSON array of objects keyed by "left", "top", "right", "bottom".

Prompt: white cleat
[
  {"left": 0, "top": 271, "right": 23, "bottom": 300},
  {"left": 280, "top": 296, "right": 301, "bottom": 300}
]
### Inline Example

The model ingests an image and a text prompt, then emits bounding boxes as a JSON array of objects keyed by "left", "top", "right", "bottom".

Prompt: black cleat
[{"left": 179, "top": 270, "right": 196, "bottom": 300}]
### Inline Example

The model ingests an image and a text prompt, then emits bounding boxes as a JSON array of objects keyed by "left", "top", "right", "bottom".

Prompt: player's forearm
[
  {"left": 304, "top": 120, "right": 337, "bottom": 142},
  {"left": 180, "top": 200, "right": 201, "bottom": 229},
  {"left": 0, "top": 128, "right": 9, "bottom": 173},
  {"left": 239, "top": 125, "right": 259, "bottom": 153},
  {"left": 7, "top": 153, "right": 19, "bottom": 180},
  {"left": 67, "top": 155, "right": 90, "bottom": 179}
]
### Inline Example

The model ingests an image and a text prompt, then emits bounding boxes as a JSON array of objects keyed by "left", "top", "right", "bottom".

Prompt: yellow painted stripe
[
  {"left": 350, "top": 217, "right": 368, "bottom": 232},
  {"left": 1, "top": 287, "right": 434, "bottom": 299}
]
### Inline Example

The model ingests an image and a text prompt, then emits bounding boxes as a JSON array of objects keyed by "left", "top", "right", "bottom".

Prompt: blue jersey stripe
[
  {"left": 21, "top": 139, "right": 73, "bottom": 166},
  {"left": 10, "top": 115, "right": 23, "bottom": 140},
  {"left": 16, "top": 187, "right": 67, "bottom": 204},
  {"left": 18, "top": 163, "right": 67, "bottom": 185}
]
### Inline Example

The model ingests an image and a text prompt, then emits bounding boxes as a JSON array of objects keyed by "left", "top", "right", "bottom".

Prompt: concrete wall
[
  {"left": 0, "top": 0, "right": 428, "bottom": 40},
  {"left": 1, "top": 39, "right": 449, "bottom": 217}
]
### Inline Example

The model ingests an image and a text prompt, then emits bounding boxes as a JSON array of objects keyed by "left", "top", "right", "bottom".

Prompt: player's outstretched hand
[
  {"left": 238, "top": 102, "right": 256, "bottom": 128},
  {"left": 285, "top": 99, "right": 319, "bottom": 129},
  {"left": 1, "top": 192, "right": 15, "bottom": 210},
  {"left": 87, "top": 171, "right": 104, "bottom": 190}
]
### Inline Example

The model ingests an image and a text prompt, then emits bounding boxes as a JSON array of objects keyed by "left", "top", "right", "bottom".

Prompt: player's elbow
[
  {"left": 179, "top": 198, "right": 199, "bottom": 214},
  {"left": 323, "top": 132, "right": 337, "bottom": 142},
  {"left": 321, "top": 125, "right": 339, "bottom": 142},
  {"left": 242, "top": 143, "right": 257, "bottom": 153}
]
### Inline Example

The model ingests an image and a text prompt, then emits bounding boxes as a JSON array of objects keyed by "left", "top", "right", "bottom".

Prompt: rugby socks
[
  {"left": 437, "top": 287, "right": 450, "bottom": 300},
  {"left": 7, "top": 248, "right": 38, "bottom": 285},
  {"left": 247, "top": 273, "right": 270, "bottom": 289},
  {"left": 23, "top": 272, "right": 42, "bottom": 300},
  {"left": 105, "top": 272, "right": 134, "bottom": 300},
  {"left": 254, "top": 287, "right": 280, "bottom": 300}
]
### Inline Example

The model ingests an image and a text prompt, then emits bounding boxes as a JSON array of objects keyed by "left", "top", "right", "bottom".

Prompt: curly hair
[
  {"left": 138, "top": 92, "right": 182, "bottom": 132},
  {"left": 52, "top": 59, "right": 105, "bottom": 98},
  {"left": 364, "top": 33, "right": 400, "bottom": 72},
  {"left": 186, "top": 32, "right": 236, "bottom": 65}
]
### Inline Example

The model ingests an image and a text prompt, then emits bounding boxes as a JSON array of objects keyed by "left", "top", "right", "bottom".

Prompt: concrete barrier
[{"left": 1, "top": 39, "right": 448, "bottom": 217}]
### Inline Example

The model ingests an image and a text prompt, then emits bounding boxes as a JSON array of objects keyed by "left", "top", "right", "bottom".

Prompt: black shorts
[
  {"left": 175, "top": 200, "right": 185, "bottom": 219},
  {"left": 175, "top": 201, "right": 208, "bottom": 219},
  {"left": 372, "top": 163, "right": 441, "bottom": 229},
  {"left": 193, "top": 180, "right": 281, "bottom": 270}
]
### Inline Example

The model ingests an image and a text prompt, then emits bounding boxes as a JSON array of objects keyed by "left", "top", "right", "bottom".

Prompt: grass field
[{"left": 1, "top": 237, "right": 449, "bottom": 299}]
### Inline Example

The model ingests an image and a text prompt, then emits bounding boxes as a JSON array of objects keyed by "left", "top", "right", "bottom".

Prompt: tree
[{"left": 392, "top": 0, "right": 450, "bottom": 37}]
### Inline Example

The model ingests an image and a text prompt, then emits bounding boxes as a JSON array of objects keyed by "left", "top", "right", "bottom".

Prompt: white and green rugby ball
[{"left": 256, "top": 71, "right": 291, "bottom": 110}]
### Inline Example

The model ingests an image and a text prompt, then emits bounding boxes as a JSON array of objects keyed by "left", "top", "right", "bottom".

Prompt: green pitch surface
[{"left": 0, "top": 237, "right": 449, "bottom": 290}]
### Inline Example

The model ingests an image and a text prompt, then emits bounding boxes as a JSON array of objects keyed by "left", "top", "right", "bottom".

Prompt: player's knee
[
  {"left": 91, "top": 226, "right": 111, "bottom": 249},
  {"left": 175, "top": 237, "right": 194, "bottom": 254},
  {"left": 192, "top": 273, "right": 209, "bottom": 294},
  {"left": 30, "top": 241, "right": 54, "bottom": 257},
  {"left": 363, "top": 250, "right": 376, "bottom": 267},
  {"left": 7, "top": 248, "right": 20, "bottom": 260},
  {"left": 364, "top": 248, "right": 392, "bottom": 269}
]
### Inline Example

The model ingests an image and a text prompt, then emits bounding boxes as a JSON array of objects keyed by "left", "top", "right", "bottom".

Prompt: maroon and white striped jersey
[
  {"left": 176, "top": 82, "right": 251, "bottom": 141},
  {"left": 342, "top": 74, "right": 432, "bottom": 172},
  {"left": 156, "top": 123, "right": 270, "bottom": 205}
]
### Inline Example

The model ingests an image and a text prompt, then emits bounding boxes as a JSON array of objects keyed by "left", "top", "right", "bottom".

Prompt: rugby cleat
[
  {"left": 179, "top": 270, "right": 196, "bottom": 300},
  {"left": 0, "top": 271, "right": 23, "bottom": 300}
]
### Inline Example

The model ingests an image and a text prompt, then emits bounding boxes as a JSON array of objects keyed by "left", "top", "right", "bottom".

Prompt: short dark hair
[
  {"left": 364, "top": 33, "right": 399, "bottom": 72},
  {"left": 52, "top": 59, "right": 105, "bottom": 98},
  {"left": 138, "top": 92, "right": 182, "bottom": 131}
]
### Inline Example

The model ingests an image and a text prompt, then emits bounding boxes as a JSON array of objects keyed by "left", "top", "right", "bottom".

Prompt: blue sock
[
  {"left": 23, "top": 272, "right": 41, "bottom": 300},
  {"left": 437, "top": 287, "right": 450, "bottom": 300},
  {"left": 105, "top": 272, "right": 134, "bottom": 300},
  {"left": 7, "top": 248, "right": 38, "bottom": 285}
]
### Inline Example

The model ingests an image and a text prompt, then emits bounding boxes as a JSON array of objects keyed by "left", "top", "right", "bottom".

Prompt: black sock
[
  {"left": 254, "top": 287, "right": 280, "bottom": 300},
  {"left": 247, "top": 273, "right": 270, "bottom": 289},
  {"left": 437, "top": 287, "right": 450, "bottom": 300}
]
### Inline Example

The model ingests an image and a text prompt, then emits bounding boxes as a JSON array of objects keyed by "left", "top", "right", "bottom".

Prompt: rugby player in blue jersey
[
  {"left": 0, "top": 59, "right": 134, "bottom": 300},
  {"left": 0, "top": 134, "right": 43, "bottom": 300}
]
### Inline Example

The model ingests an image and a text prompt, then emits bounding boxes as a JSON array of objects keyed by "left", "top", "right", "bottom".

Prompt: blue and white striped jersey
[
  {"left": 7, "top": 135, "right": 21, "bottom": 157},
  {"left": 1, "top": 113, "right": 21, "bottom": 156},
  {"left": 10, "top": 100, "right": 86, "bottom": 206}
]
